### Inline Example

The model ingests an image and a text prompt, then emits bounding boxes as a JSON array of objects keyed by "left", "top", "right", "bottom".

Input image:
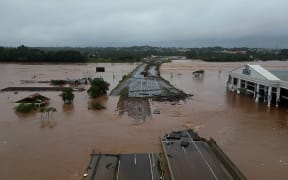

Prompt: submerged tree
[
  {"left": 40, "top": 107, "right": 57, "bottom": 120},
  {"left": 90, "top": 101, "right": 106, "bottom": 110},
  {"left": 15, "top": 103, "right": 36, "bottom": 113},
  {"left": 87, "top": 78, "right": 110, "bottom": 98},
  {"left": 47, "top": 107, "right": 57, "bottom": 119},
  {"left": 39, "top": 108, "right": 46, "bottom": 120},
  {"left": 61, "top": 88, "right": 75, "bottom": 104}
]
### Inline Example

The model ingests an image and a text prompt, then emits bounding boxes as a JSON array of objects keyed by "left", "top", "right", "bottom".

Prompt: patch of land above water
[{"left": 110, "top": 57, "right": 191, "bottom": 101}]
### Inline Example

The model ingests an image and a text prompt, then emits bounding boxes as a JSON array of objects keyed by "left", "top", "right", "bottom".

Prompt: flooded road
[{"left": 0, "top": 61, "right": 288, "bottom": 179}]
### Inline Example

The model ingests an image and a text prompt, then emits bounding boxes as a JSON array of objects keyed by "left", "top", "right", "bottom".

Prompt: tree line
[
  {"left": 185, "top": 47, "right": 288, "bottom": 62},
  {"left": 0, "top": 45, "right": 86, "bottom": 62},
  {"left": 1, "top": 45, "right": 288, "bottom": 62}
]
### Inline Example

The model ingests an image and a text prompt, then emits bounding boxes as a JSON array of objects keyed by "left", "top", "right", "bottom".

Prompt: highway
[
  {"left": 128, "top": 78, "right": 162, "bottom": 97},
  {"left": 84, "top": 153, "right": 160, "bottom": 180},
  {"left": 128, "top": 63, "right": 162, "bottom": 98},
  {"left": 162, "top": 130, "right": 235, "bottom": 180},
  {"left": 110, "top": 60, "right": 188, "bottom": 99}
]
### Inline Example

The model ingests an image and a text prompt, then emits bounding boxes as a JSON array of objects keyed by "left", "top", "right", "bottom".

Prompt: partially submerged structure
[
  {"left": 117, "top": 97, "right": 151, "bottom": 123},
  {"left": 83, "top": 129, "right": 246, "bottom": 180},
  {"left": 192, "top": 69, "right": 205, "bottom": 78},
  {"left": 110, "top": 61, "right": 191, "bottom": 100},
  {"left": 83, "top": 153, "right": 161, "bottom": 180},
  {"left": 227, "top": 64, "right": 288, "bottom": 107},
  {"left": 14, "top": 93, "right": 50, "bottom": 107},
  {"left": 96, "top": 67, "right": 105, "bottom": 72},
  {"left": 161, "top": 129, "right": 247, "bottom": 180}
]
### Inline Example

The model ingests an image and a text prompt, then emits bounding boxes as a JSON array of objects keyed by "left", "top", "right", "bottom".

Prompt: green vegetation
[
  {"left": 87, "top": 78, "right": 110, "bottom": 98},
  {"left": 0, "top": 45, "right": 185, "bottom": 63},
  {"left": 0, "top": 45, "right": 86, "bottom": 62},
  {"left": 51, "top": 80, "right": 67, "bottom": 85},
  {"left": 185, "top": 47, "right": 288, "bottom": 61},
  {"left": 85, "top": 46, "right": 174, "bottom": 62},
  {"left": 109, "top": 74, "right": 131, "bottom": 95},
  {"left": 61, "top": 88, "right": 75, "bottom": 104},
  {"left": 119, "top": 73, "right": 131, "bottom": 83},
  {"left": 1, "top": 45, "right": 287, "bottom": 63},
  {"left": 15, "top": 103, "right": 36, "bottom": 113},
  {"left": 185, "top": 47, "right": 250, "bottom": 62}
]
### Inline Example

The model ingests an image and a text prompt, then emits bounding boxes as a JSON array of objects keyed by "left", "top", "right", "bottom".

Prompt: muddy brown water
[{"left": 0, "top": 61, "right": 288, "bottom": 180}]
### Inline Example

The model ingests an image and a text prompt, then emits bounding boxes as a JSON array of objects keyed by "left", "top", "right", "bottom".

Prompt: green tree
[
  {"left": 61, "top": 88, "right": 75, "bottom": 104},
  {"left": 87, "top": 78, "right": 110, "bottom": 98},
  {"left": 15, "top": 103, "right": 35, "bottom": 113},
  {"left": 90, "top": 101, "right": 106, "bottom": 110}
]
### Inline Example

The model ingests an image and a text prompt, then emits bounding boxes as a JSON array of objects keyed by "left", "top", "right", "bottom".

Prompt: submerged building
[
  {"left": 227, "top": 64, "right": 288, "bottom": 107},
  {"left": 14, "top": 93, "right": 50, "bottom": 107}
]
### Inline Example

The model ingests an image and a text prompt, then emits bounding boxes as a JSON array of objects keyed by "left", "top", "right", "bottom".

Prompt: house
[{"left": 14, "top": 93, "right": 50, "bottom": 107}]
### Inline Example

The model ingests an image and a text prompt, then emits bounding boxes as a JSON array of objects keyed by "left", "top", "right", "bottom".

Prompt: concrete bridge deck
[
  {"left": 162, "top": 130, "right": 247, "bottom": 180},
  {"left": 83, "top": 153, "right": 161, "bottom": 180},
  {"left": 83, "top": 129, "right": 246, "bottom": 180}
]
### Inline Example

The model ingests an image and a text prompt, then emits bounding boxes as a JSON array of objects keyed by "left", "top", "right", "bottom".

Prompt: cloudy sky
[{"left": 1, "top": 0, "right": 288, "bottom": 48}]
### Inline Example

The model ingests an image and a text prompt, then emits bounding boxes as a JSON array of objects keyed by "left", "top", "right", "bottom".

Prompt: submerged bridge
[
  {"left": 83, "top": 153, "right": 161, "bottom": 180},
  {"left": 83, "top": 129, "right": 246, "bottom": 180},
  {"left": 162, "top": 130, "right": 246, "bottom": 180}
]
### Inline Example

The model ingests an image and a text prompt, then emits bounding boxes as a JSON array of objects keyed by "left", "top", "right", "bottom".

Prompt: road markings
[
  {"left": 161, "top": 139, "right": 175, "bottom": 180},
  {"left": 134, "top": 154, "right": 137, "bottom": 165},
  {"left": 149, "top": 154, "right": 154, "bottom": 180},
  {"left": 116, "top": 159, "right": 121, "bottom": 180},
  {"left": 182, "top": 147, "right": 187, "bottom": 153},
  {"left": 186, "top": 132, "right": 219, "bottom": 180},
  {"left": 90, "top": 154, "right": 101, "bottom": 180}
]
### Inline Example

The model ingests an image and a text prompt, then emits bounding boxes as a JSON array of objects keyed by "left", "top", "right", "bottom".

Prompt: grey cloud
[{"left": 0, "top": 0, "right": 288, "bottom": 47}]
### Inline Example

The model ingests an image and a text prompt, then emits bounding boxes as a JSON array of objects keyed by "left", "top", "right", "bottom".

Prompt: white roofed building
[{"left": 227, "top": 64, "right": 288, "bottom": 107}]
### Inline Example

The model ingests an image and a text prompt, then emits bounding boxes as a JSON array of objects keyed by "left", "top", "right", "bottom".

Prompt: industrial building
[{"left": 227, "top": 64, "right": 288, "bottom": 107}]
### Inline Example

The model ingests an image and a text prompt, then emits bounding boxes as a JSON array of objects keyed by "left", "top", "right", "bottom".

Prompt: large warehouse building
[{"left": 227, "top": 64, "right": 288, "bottom": 107}]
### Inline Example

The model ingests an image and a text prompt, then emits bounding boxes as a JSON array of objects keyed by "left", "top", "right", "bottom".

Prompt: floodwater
[{"left": 0, "top": 61, "right": 288, "bottom": 180}]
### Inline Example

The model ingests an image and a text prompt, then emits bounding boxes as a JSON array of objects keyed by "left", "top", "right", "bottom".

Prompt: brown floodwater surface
[{"left": 0, "top": 61, "right": 288, "bottom": 180}]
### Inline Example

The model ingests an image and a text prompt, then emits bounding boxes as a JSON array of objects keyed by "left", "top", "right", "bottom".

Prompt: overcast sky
[{"left": 1, "top": 0, "right": 288, "bottom": 48}]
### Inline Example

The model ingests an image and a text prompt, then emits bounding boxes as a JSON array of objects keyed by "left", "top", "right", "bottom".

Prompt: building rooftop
[
  {"left": 249, "top": 64, "right": 280, "bottom": 81},
  {"left": 15, "top": 93, "right": 50, "bottom": 104},
  {"left": 270, "top": 70, "right": 288, "bottom": 82}
]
